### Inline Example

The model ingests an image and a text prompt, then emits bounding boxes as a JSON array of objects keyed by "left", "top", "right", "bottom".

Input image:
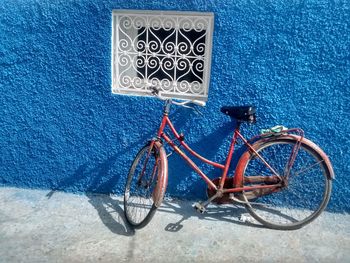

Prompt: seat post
[
  {"left": 163, "top": 99, "right": 172, "bottom": 114},
  {"left": 235, "top": 121, "right": 241, "bottom": 132}
]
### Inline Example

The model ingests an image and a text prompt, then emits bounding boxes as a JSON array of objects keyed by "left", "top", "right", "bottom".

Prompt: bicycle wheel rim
[
  {"left": 243, "top": 139, "right": 332, "bottom": 230},
  {"left": 124, "top": 145, "right": 160, "bottom": 228}
]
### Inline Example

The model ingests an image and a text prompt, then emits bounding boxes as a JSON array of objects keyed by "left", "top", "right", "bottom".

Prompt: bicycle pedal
[{"left": 193, "top": 202, "right": 206, "bottom": 214}]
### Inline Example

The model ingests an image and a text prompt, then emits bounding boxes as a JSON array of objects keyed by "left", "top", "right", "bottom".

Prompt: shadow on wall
[
  {"left": 46, "top": 144, "right": 144, "bottom": 197},
  {"left": 43, "top": 107, "right": 243, "bottom": 236},
  {"left": 46, "top": 106, "right": 230, "bottom": 194},
  {"left": 165, "top": 119, "right": 247, "bottom": 199},
  {"left": 47, "top": 106, "right": 249, "bottom": 201}
]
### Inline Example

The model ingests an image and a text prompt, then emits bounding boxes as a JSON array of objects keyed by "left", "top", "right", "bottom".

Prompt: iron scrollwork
[{"left": 112, "top": 10, "right": 214, "bottom": 101}]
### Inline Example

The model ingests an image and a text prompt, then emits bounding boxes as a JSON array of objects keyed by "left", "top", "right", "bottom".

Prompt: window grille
[{"left": 112, "top": 10, "right": 214, "bottom": 102}]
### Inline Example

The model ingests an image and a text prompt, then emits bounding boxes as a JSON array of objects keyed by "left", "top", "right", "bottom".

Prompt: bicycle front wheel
[
  {"left": 241, "top": 137, "right": 332, "bottom": 230},
  {"left": 124, "top": 142, "right": 167, "bottom": 229}
]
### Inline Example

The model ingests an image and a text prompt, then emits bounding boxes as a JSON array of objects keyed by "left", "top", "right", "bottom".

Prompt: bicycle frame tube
[
  {"left": 154, "top": 106, "right": 288, "bottom": 196},
  {"left": 236, "top": 132, "right": 282, "bottom": 179},
  {"left": 247, "top": 128, "right": 305, "bottom": 180},
  {"left": 156, "top": 114, "right": 241, "bottom": 191}
]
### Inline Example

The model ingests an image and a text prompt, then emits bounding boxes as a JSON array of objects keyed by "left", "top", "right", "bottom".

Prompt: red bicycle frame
[{"left": 150, "top": 105, "right": 284, "bottom": 196}]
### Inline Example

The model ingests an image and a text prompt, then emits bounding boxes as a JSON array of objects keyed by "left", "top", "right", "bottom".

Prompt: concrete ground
[{"left": 0, "top": 187, "right": 349, "bottom": 263}]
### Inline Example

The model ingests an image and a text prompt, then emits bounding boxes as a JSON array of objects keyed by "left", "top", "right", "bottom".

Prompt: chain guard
[{"left": 207, "top": 177, "right": 279, "bottom": 204}]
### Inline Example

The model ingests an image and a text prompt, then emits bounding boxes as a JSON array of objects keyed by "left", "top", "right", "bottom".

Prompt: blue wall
[{"left": 1, "top": 0, "right": 349, "bottom": 212}]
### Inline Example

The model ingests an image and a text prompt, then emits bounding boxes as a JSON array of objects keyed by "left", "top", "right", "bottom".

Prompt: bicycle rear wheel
[
  {"left": 241, "top": 138, "right": 332, "bottom": 230},
  {"left": 124, "top": 142, "right": 167, "bottom": 229}
]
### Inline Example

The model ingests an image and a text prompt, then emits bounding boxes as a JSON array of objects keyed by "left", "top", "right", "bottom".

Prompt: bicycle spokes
[{"left": 243, "top": 139, "right": 332, "bottom": 230}]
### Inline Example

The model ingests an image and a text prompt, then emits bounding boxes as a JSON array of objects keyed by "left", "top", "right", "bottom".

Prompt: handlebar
[
  {"left": 191, "top": 100, "right": 206, "bottom": 107},
  {"left": 150, "top": 87, "right": 206, "bottom": 107}
]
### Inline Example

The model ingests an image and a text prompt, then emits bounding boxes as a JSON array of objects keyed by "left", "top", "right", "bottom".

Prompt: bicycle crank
[
  {"left": 194, "top": 190, "right": 223, "bottom": 214},
  {"left": 206, "top": 177, "right": 233, "bottom": 204}
]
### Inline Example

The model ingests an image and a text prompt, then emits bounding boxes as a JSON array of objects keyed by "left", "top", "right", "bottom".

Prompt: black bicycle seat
[{"left": 220, "top": 106, "right": 257, "bottom": 123}]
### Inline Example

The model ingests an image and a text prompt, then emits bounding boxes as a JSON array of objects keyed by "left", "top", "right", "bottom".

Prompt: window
[{"left": 112, "top": 10, "right": 214, "bottom": 102}]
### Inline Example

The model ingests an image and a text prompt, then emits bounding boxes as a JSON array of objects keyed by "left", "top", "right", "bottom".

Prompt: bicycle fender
[
  {"left": 151, "top": 141, "right": 168, "bottom": 207},
  {"left": 275, "top": 135, "right": 334, "bottom": 180},
  {"left": 234, "top": 134, "right": 334, "bottom": 187}
]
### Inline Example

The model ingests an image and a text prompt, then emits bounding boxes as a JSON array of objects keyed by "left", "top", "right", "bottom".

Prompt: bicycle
[{"left": 123, "top": 88, "right": 334, "bottom": 230}]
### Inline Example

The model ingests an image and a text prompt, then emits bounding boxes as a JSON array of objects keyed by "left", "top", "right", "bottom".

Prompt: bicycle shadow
[
  {"left": 44, "top": 105, "right": 194, "bottom": 235},
  {"left": 44, "top": 107, "right": 255, "bottom": 235},
  {"left": 159, "top": 200, "right": 264, "bottom": 232},
  {"left": 45, "top": 145, "right": 139, "bottom": 236},
  {"left": 86, "top": 193, "right": 135, "bottom": 236},
  {"left": 47, "top": 180, "right": 135, "bottom": 236}
]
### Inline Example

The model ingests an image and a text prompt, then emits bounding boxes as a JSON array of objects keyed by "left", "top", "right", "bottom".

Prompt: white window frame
[{"left": 111, "top": 9, "right": 214, "bottom": 102}]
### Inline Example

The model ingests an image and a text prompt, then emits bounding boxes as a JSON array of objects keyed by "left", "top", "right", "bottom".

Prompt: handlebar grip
[{"left": 192, "top": 100, "right": 206, "bottom": 107}]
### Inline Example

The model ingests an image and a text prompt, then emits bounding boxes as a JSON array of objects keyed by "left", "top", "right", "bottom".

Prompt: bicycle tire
[
  {"left": 239, "top": 137, "right": 332, "bottom": 230},
  {"left": 124, "top": 142, "right": 168, "bottom": 229}
]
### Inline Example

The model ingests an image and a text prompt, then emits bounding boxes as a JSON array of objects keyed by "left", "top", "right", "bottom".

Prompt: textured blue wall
[{"left": 0, "top": 0, "right": 349, "bottom": 212}]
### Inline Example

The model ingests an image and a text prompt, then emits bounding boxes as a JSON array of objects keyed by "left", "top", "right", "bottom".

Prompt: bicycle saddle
[{"left": 220, "top": 106, "right": 257, "bottom": 123}]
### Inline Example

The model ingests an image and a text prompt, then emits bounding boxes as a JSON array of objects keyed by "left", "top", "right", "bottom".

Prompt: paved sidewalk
[{"left": 0, "top": 187, "right": 349, "bottom": 262}]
